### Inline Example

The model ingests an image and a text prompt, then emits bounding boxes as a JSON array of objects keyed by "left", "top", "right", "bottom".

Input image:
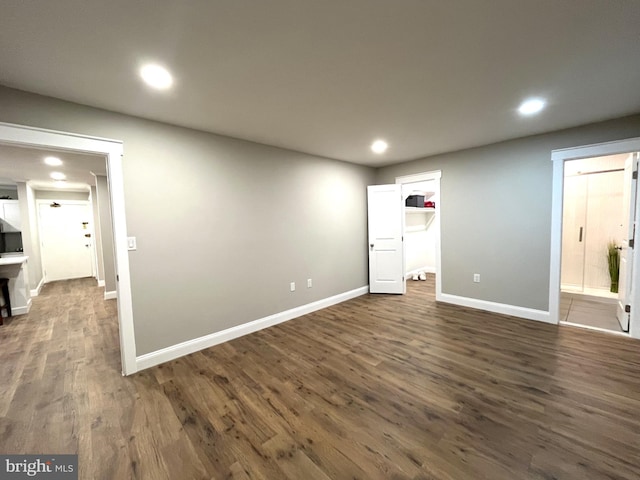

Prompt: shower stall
[{"left": 561, "top": 155, "right": 626, "bottom": 298}]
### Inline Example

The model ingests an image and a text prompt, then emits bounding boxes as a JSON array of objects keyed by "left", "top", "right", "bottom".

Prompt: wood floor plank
[{"left": 1, "top": 276, "right": 639, "bottom": 479}]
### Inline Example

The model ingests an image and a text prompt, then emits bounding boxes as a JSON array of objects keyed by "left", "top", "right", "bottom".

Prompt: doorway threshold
[{"left": 559, "top": 320, "right": 628, "bottom": 337}]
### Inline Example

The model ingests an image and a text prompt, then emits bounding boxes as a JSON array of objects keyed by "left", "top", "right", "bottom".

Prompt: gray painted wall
[
  {"left": 26, "top": 184, "right": 43, "bottom": 291},
  {"left": 95, "top": 175, "right": 116, "bottom": 294},
  {"left": 16, "top": 183, "right": 34, "bottom": 289},
  {"left": 377, "top": 114, "right": 640, "bottom": 311},
  {"left": 90, "top": 186, "right": 105, "bottom": 284},
  {"left": 15, "top": 183, "right": 43, "bottom": 291},
  {"left": 35, "top": 190, "right": 89, "bottom": 201},
  {"left": 0, "top": 187, "right": 18, "bottom": 198},
  {"left": 0, "top": 86, "right": 375, "bottom": 355}
]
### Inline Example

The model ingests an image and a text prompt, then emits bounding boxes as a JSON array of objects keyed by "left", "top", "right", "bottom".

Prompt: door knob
[{"left": 370, "top": 243, "right": 374, "bottom": 249}]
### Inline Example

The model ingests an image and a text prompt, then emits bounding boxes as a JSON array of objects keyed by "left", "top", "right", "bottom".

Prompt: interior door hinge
[
  {"left": 633, "top": 170, "right": 638, "bottom": 180},
  {"left": 625, "top": 304, "right": 631, "bottom": 313},
  {"left": 630, "top": 239, "right": 635, "bottom": 249}
]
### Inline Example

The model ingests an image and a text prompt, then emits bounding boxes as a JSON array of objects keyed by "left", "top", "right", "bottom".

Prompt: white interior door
[
  {"left": 617, "top": 153, "right": 638, "bottom": 332},
  {"left": 367, "top": 185, "right": 405, "bottom": 294},
  {"left": 39, "top": 202, "right": 94, "bottom": 282}
]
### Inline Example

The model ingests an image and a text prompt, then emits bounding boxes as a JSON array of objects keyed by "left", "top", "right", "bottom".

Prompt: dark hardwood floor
[{"left": 1, "top": 276, "right": 639, "bottom": 479}]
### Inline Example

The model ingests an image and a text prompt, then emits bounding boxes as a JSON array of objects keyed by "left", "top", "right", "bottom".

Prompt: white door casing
[
  {"left": 367, "top": 185, "right": 405, "bottom": 294},
  {"left": 617, "top": 153, "right": 638, "bottom": 331},
  {"left": 38, "top": 201, "right": 94, "bottom": 282}
]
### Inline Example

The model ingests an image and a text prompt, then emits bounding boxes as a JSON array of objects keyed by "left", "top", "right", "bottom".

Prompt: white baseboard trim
[
  {"left": 406, "top": 266, "right": 436, "bottom": 277},
  {"left": 438, "top": 293, "right": 553, "bottom": 324},
  {"left": 11, "top": 299, "right": 32, "bottom": 316},
  {"left": 97, "top": 279, "right": 105, "bottom": 287},
  {"left": 136, "top": 285, "right": 369, "bottom": 372},
  {"left": 104, "top": 290, "right": 117, "bottom": 300},
  {"left": 30, "top": 277, "right": 45, "bottom": 297}
]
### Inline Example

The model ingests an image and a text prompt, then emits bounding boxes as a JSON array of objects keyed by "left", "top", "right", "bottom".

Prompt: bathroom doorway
[{"left": 560, "top": 153, "right": 637, "bottom": 333}]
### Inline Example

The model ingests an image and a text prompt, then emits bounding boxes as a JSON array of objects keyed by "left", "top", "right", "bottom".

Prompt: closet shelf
[
  {"left": 405, "top": 207, "right": 436, "bottom": 213},
  {"left": 409, "top": 191, "right": 436, "bottom": 200}
]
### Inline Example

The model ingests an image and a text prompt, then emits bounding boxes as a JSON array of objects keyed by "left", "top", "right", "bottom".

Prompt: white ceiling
[
  {"left": 1, "top": 1, "right": 639, "bottom": 166},
  {"left": 0, "top": 144, "right": 106, "bottom": 191}
]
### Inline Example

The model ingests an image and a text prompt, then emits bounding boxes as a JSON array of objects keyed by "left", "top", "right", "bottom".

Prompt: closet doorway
[{"left": 396, "top": 171, "right": 442, "bottom": 300}]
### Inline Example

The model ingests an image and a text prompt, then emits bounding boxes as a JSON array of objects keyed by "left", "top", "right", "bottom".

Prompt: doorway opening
[
  {"left": 0, "top": 122, "right": 136, "bottom": 375},
  {"left": 396, "top": 171, "right": 442, "bottom": 301},
  {"left": 366, "top": 170, "right": 442, "bottom": 299},
  {"left": 550, "top": 138, "right": 640, "bottom": 340},
  {"left": 560, "top": 154, "right": 632, "bottom": 333}
]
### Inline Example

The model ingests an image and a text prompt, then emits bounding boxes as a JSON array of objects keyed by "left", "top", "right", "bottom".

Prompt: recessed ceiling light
[
  {"left": 518, "top": 98, "right": 546, "bottom": 116},
  {"left": 371, "top": 139, "right": 388, "bottom": 154},
  {"left": 140, "top": 63, "right": 173, "bottom": 90},
  {"left": 44, "top": 156, "right": 62, "bottom": 166},
  {"left": 50, "top": 172, "right": 66, "bottom": 180}
]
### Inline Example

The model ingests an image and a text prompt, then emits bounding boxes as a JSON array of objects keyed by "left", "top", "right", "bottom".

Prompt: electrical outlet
[
  {"left": 473, "top": 274, "right": 480, "bottom": 283},
  {"left": 290, "top": 282, "right": 296, "bottom": 292},
  {"left": 307, "top": 278, "right": 312, "bottom": 288}
]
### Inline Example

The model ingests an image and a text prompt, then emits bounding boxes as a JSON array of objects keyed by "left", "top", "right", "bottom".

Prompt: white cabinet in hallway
[
  {"left": 0, "top": 199, "right": 21, "bottom": 232},
  {"left": 0, "top": 255, "right": 30, "bottom": 316}
]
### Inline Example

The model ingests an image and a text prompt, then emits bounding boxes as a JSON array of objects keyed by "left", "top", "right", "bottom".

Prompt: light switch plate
[{"left": 127, "top": 237, "right": 137, "bottom": 251}]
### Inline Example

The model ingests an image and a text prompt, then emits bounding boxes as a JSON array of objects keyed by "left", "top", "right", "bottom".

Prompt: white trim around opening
[
  {"left": 550, "top": 137, "right": 640, "bottom": 340},
  {"left": 0, "top": 122, "right": 137, "bottom": 374}
]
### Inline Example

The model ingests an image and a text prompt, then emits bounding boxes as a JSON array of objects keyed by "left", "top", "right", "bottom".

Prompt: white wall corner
[
  {"left": 11, "top": 298, "right": 32, "bottom": 316},
  {"left": 438, "top": 293, "right": 553, "bottom": 324},
  {"left": 30, "top": 277, "right": 45, "bottom": 298},
  {"left": 136, "top": 285, "right": 369, "bottom": 372},
  {"left": 104, "top": 290, "right": 117, "bottom": 300}
]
